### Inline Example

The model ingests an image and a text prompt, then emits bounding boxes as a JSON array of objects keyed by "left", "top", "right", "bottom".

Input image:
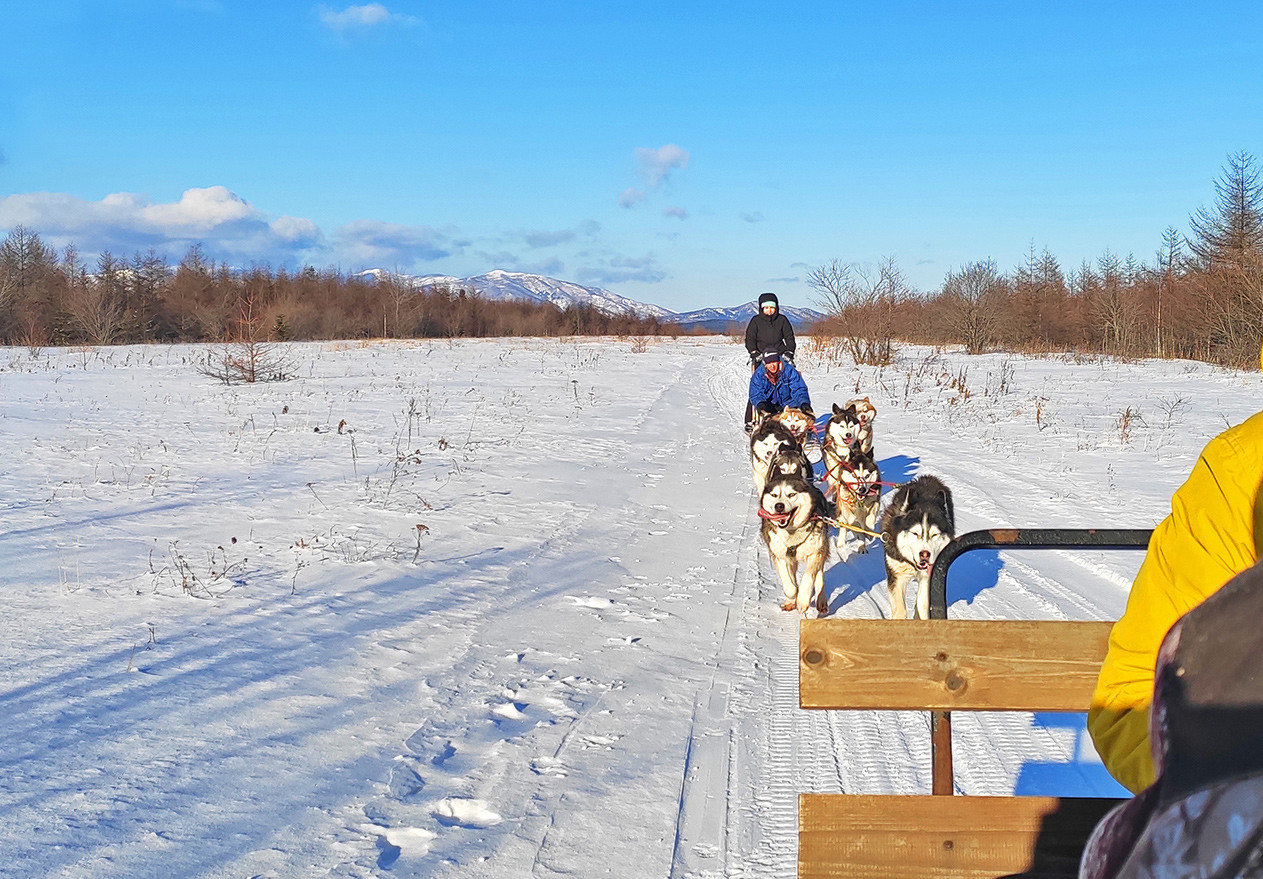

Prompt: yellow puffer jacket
[{"left": 1088, "top": 410, "right": 1263, "bottom": 793}]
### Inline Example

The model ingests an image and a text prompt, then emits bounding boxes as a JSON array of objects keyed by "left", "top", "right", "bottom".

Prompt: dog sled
[{"left": 796, "top": 527, "right": 1153, "bottom": 879}]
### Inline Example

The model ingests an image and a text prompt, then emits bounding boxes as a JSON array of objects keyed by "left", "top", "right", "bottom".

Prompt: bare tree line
[
  {"left": 0, "top": 238, "right": 679, "bottom": 348},
  {"left": 808, "top": 151, "right": 1263, "bottom": 370},
  {"left": 3, "top": 152, "right": 1261, "bottom": 367}
]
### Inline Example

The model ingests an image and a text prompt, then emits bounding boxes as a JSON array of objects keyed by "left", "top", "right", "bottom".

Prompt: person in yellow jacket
[{"left": 1087, "top": 409, "right": 1263, "bottom": 794}]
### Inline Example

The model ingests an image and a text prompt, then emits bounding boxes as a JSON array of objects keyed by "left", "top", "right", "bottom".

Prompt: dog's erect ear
[
  {"left": 889, "top": 489, "right": 909, "bottom": 518},
  {"left": 832, "top": 403, "right": 843, "bottom": 415}
]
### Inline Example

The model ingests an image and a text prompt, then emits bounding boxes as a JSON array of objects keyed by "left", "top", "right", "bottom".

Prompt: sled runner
[{"left": 797, "top": 528, "right": 1152, "bottom": 879}]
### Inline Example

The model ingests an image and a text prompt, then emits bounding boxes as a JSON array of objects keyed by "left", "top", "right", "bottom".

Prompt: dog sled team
[{"left": 744, "top": 293, "right": 955, "bottom": 620}]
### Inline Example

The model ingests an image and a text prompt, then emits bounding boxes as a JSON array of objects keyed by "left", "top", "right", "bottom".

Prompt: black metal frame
[{"left": 927, "top": 528, "right": 1153, "bottom": 795}]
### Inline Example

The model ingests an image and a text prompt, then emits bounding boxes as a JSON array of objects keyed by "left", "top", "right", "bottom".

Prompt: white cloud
[
  {"left": 634, "top": 144, "right": 689, "bottom": 187},
  {"left": 576, "top": 254, "right": 667, "bottom": 285},
  {"left": 663, "top": 207, "right": 688, "bottom": 220},
  {"left": 0, "top": 187, "right": 323, "bottom": 261},
  {"left": 741, "top": 211, "right": 765, "bottom": 223},
  {"left": 619, "top": 187, "right": 646, "bottom": 209},
  {"left": 523, "top": 229, "right": 575, "bottom": 248},
  {"left": 521, "top": 220, "right": 600, "bottom": 248},
  {"left": 273, "top": 215, "right": 322, "bottom": 244},
  {"left": 319, "top": 3, "right": 415, "bottom": 32},
  {"left": 335, "top": 219, "right": 459, "bottom": 267}
]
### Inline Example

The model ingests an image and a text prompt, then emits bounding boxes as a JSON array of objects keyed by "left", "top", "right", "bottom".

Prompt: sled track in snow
[{"left": 676, "top": 358, "right": 935, "bottom": 877}]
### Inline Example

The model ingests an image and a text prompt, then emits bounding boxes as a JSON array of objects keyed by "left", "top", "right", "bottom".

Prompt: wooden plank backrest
[
  {"left": 799, "top": 794, "right": 1120, "bottom": 879},
  {"left": 799, "top": 619, "right": 1114, "bottom": 712}
]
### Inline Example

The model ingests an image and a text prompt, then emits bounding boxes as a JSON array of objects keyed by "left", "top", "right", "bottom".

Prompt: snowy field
[{"left": 1, "top": 336, "right": 1260, "bottom": 879}]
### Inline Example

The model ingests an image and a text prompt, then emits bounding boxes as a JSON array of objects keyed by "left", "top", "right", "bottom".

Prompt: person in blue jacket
[{"left": 748, "top": 350, "right": 813, "bottom": 426}]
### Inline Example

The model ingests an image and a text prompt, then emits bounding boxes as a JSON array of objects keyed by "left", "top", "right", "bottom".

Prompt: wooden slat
[
  {"left": 799, "top": 793, "right": 1122, "bottom": 879},
  {"left": 799, "top": 620, "right": 1113, "bottom": 712}
]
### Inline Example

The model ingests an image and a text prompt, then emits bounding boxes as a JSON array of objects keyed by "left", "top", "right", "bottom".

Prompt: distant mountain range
[
  {"left": 361, "top": 269, "right": 827, "bottom": 331},
  {"left": 666, "top": 301, "right": 827, "bottom": 333}
]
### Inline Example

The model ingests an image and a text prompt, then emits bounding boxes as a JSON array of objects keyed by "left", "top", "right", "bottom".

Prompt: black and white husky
[
  {"left": 759, "top": 472, "right": 830, "bottom": 615},
  {"left": 834, "top": 448, "right": 881, "bottom": 562},
  {"left": 750, "top": 419, "right": 799, "bottom": 495},
  {"left": 822, "top": 403, "right": 863, "bottom": 496},
  {"left": 879, "top": 475, "right": 955, "bottom": 620},
  {"left": 768, "top": 445, "right": 814, "bottom": 484}
]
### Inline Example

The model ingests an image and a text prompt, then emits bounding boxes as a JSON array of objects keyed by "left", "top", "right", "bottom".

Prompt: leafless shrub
[
  {"left": 199, "top": 290, "right": 293, "bottom": 384},
  {"left": 1116, "top": 406, "right": 1142, "bottom": 444}
]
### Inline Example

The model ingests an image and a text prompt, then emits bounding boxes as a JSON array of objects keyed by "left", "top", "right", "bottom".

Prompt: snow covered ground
[{"left": 1, "top": 336, "right": 1259, "bottom": 878}]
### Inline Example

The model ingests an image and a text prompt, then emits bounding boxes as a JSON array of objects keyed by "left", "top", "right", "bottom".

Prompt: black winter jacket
[{"left": 744, "top": 312, "right": 796, "bottom": 361}]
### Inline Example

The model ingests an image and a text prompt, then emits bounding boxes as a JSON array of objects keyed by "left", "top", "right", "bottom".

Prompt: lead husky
[
  {"left": 750, "top": 419, "right": 799, "bottom": 495},
  {"left": 822, "top": 403, "right": 862, "bottom": 496},
  {"left": 879, "top": 475, "right": 954, "bottom": 620},
  {"left": 834, "top": 448, "right": 882, "bottom": 562},
  {"left": 759, "top": 472, "right": 830, "bottom": 614}
]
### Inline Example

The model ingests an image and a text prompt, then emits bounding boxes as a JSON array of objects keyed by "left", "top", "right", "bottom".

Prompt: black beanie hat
[{"left": 758, "top": 292, "right": 779, "bottom": 309}]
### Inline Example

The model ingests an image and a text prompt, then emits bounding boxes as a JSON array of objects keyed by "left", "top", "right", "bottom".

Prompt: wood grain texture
[
  {"left": 799, "top": 794, "right": 1123, "bottom": 879},
  {"left": 799, "top": 620, "right": 1113, "bottom": 712}
]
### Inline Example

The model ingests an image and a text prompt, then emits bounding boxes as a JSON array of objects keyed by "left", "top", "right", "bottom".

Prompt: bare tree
[
  {"left": 1092, "top": 251, "right": 1145, "bottom": 355},
  {"left": 0, "top": 226, "right": 59, "bottom": 342},
  {"left": 807, "top": 256, "right": 910, "bottom": 365},
  {"left": 941, "top": 259, "right": 1008, "bottom": 354},
  {"left": 64, "top": 251, "right": 126, "bottom": 344},
  {"left": 1152, "top": 227, "right": 1184, "bottom": 358},
  {"left": 126, "top": 248, "right": 171, "bottom": 339},
  {"left": 200, "top": 288, "right": 292, "bottom": 384},
  {"left": 1187, "top": 152, "right": 1263, "bottom": 367},
  {"left": 379, "top": 270, "right": 415, "bottom": 337},
  {"left": 1188, "top": 151, "right": 1263, "bottom": 269}
]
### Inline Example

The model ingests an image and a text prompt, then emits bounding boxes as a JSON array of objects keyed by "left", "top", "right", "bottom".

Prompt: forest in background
[
  {"left": 1, "top": 152, "right": 1260, "bottom": 369},
  {"left": 807, "top": 152, "right": 1263, "bottom": 370},
  {"left": 0, "top": 237, "right": 677, "bottom": 347}
]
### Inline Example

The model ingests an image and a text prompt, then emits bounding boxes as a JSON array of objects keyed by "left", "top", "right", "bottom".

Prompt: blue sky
[{"left": 2, "top": 1, "right": 1262, "bottom": 312}]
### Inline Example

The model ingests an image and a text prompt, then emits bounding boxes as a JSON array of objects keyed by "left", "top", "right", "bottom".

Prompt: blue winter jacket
[{"left": 748, "top": 361, "right": 812, "bottom": 411}]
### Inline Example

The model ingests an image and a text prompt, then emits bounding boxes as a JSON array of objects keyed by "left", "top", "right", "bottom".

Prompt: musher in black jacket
[
  {"left": 744, "top": 292, "right": 796, "bottom": 367},
  {"left": 743, "top": 292, "right": 797, "bottom": 430}
]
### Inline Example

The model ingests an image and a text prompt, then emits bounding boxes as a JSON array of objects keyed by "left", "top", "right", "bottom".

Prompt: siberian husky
[
  {"left": 768, "top": 445, "right": 815, "bottom": 484},
  {"left": 773, "top": 407, "right": 815, "bottom": 444},
  {"left": 750, "top": 419, "right": 799, "bottom": 495},
  {"left": 878, "top": 475, "right": 955, "bottom": 620},
  {"left": 845, "top": 396, "right": 876, "bottom": 455},
  {"left": 833, "top": 448, "right": 882, "bottom": 562},
  {"left": 759, "top": 473, "right": 831, "bottom": 614},
  {"left": 822, "top": 403, "right": 862, "bottom": 495}
]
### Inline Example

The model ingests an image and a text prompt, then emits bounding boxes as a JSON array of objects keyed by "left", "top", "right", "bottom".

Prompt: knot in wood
[
  {"left": 803, "top": 648, "right": 825, "bottom": 667},
  {"left": 944, "top": 670, "right": 965, "bottom": 692}
]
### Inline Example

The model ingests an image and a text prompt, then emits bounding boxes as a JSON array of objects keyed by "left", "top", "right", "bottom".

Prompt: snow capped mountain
[
  {"left": 668, "top": 302, "right": 827, "bottom": 332},
  {"left": 478, "top": 270, "right": 668, "bottom": 318},
  {"left": 396, "top": 270, "right": 677, "bottom": 320},
  {"left": 358, "top": 268, "right": 826, "bottom": 328}
]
